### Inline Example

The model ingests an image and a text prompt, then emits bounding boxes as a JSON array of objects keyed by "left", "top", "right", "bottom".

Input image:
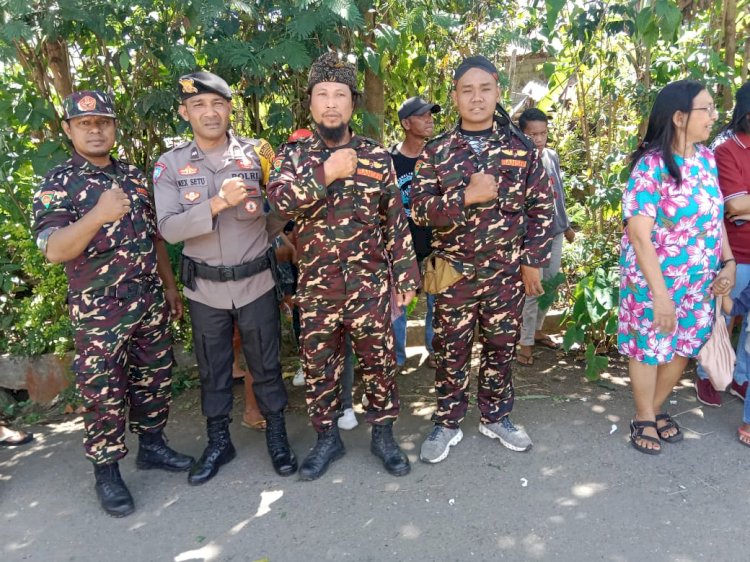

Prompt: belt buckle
[{"left": 218, "top": 266, "right": 234, "bottom": 282}]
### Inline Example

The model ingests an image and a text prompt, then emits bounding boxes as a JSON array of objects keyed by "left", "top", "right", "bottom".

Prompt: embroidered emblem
[
  {"left": 179, "top": 78, "right": 198, "bottom": 94},
  {"left": 77, "top": 95, "right": 97, "bottom": 112},
  {"left": 184, "top": 191, "right": 201, "bottom": 202},
  {"left": 414, "top": 161, "right": 424, "bottom": 175},
  {"left": 179, "top": 164, "right": 199, "bottom": 175},
  {"left": 244, "top": 200, "right": 258, "bottom": 213},
  {"left": 39, "top": 191, "right": 56, "bottom": 209},
  {"left": 136, "top": 186, "right": 150, "bottom": 198},
  {"left": 255, "top": 140, "right": 275, "bottom": 163},
  {"left": 273, "top": 156, "right": 283, "bottom": 171},
  {"left": 153, "top": 162, "right": 166, "bottom": 184},
  {"left": 500, "top": 159, "right": 526, "bottom": 168},
  {"left": 237, "top": 159, "right": 254, "bottom": 170},
  {"left": 357, "top": 168, "right": 384, "bottom": 181}
]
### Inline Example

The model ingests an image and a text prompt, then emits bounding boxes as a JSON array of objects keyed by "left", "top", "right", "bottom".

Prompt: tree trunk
[
  {"left": 43, "top": 38, "right": 73, "bottom": 100},
  {"left": 721, "top": 0, "right": 737, "bottom": 110},
  {"left": 363, "top": 10, "right": 384, "bottom": 141}
]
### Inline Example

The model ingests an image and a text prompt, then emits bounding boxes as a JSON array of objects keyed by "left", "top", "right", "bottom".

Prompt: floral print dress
[{"left": 618, "top": 145, "right": 723, "bottom": 365}]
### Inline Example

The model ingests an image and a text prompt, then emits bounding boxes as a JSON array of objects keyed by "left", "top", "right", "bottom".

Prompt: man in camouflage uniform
[
  {"left": 32, "top": 91, "right": 194, "bottom": 517},
  {"left": 411, "top": 56, "right": 554, "bottom": 463},
  {"left": 154, "top": 72, "right": 296, "bottom": 485},
  {"left": 267, "top": 52, "right": 420, "bottom": 480}
]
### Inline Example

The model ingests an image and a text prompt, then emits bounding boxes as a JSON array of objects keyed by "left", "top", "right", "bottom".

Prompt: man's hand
[
  {"left": 395, "top": 289, "right": 417, "bottom": 308},
  {"left": 164, "top": 287, "right": 184, "bottom": 321},
  {"left": 323, "top": 148, "right": 358, "bottom": 184},
  {"left": 93, "top": 187, "right": 131, "bottom": 224},
  {"left": 464, "top": 173, "right": 498, "bottom": 206},
  {"left": 218, "top": 177, "right": 249, "bottom": 207},
  {"left": 521, "top": 265, "right": 544, "bottom": 297}
]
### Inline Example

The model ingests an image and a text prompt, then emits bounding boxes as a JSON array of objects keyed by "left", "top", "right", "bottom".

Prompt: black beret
[
  {"left": 453, "top": 55, "right": 499, "bottom": 84},
  {"left": 178, "top": 72, "right": 232, "bottom": 101}
]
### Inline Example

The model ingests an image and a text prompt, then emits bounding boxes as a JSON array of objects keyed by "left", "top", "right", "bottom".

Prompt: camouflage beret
[
  {"left": 63, "top": 90, "right": 116, "bottom": 120},
  {"left": 178, "top": 71, "right": 232, "bottom": 101},
  {"left": 307, "top": 52, "right": 361, "bottom": 94}
]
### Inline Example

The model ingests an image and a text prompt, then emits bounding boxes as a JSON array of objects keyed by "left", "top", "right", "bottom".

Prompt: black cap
[
  {"left": 397, "top": 97, "right": 441, "bottom": 121},
  {"left": 178, "top": 72, "right": 232, "bottom": 101},
  {"left": 453, "top": 55, "right": 499, "bottom": 84}
]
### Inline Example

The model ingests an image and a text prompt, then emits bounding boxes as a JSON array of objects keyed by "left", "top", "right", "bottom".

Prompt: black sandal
[
  {"left": 655, "top": 413, "right": 684, "bottom": 443},
  {"left": 629, "top": 420, "right": 661, "bottom": 455}
]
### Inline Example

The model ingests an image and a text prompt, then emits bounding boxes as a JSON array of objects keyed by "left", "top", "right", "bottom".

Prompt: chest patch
[
  {"left": 179, "top": 164, "right": 199, "bottom": 175},
  {"left": 244, "top": 200, "right": 258, "bottom": 213},
  {"left": 500, "top": 159, "right": 526, "bottom": 168},
  {"left": 184, "top": 191, "right": 201, "bottom": 202}
]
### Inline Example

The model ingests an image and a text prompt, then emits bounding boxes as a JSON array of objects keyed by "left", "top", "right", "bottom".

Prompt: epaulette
[
  {"left": 169, "top": 139, "right": 192, "bottom": 152},
  {"left": 358, "top": 135, "right": 385, "bottom": 149},
  {"left": 424, "top": 129, "right": 450, "bottom": 149},
  {"left": 45, "top": 159, "right": 74, "bottom": 180}
]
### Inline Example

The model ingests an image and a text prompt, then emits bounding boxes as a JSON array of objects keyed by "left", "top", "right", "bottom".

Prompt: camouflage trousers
[
  {"left": 298, "top": 293, "right": 400, "bottom": 431},
  {"left": 432, "top": 268, "right": 524, "bottom": 428},
  {"left": 69, "top": 282, "right": 174, "bottom": 466}
]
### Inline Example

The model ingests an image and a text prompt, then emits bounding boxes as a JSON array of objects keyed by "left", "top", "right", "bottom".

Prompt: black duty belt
[{"left": 183, "top": 252, "right": 271, "bottom": 283}]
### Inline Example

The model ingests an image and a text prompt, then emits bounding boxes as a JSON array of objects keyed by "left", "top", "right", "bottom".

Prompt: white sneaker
[
  {"left": 292, "top": 366, "right": 305, "bottom": 387},
  {"left": 338, "top": 408, "right": 359, "bottom": 430}
]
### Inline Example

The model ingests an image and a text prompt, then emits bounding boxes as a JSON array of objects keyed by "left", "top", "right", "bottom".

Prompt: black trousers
[{"left": 188, "top": 288, "right": 287, "bottom": 418}]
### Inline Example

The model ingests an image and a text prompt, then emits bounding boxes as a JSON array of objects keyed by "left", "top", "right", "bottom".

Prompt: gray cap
[{"left": 398, "top": 97, "right": 441, "bottom": 121}]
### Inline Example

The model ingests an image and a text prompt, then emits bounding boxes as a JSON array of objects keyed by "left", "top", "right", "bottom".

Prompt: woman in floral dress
[{"left": 618, "top": 80, "right": 736, "bottom": 455}]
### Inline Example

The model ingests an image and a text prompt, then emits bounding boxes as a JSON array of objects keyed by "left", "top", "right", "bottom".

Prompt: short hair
[{"left": 519, "top": 108, "right": 548, "bottom": 132}]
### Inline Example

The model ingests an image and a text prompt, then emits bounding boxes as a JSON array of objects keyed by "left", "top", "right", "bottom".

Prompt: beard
[{"left": 315, "top": 121, "right": 349, "bottom": 144}]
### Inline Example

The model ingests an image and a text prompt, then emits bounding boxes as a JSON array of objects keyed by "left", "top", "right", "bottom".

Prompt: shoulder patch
[
  {"left": 153, "top": 162, "right": 167, "bottom": 184},
  {"left": 254, "top": 139, "right": 275, "bottom": 163},
  {"left": 38, "top": 190, "right": 58, "bottom": 209}
]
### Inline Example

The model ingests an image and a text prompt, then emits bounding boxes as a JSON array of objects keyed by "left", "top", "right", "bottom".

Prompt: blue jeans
[
  {"left": 697, "top": 264, "right": 750, "bottom": 409},
  {"left": 393, "top": 293, "right": 435, "bottom": 366}
]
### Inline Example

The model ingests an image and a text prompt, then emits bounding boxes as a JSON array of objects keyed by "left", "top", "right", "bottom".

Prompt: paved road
[{"left": 1, "top": 355, "right": 749, "bottom": 562}]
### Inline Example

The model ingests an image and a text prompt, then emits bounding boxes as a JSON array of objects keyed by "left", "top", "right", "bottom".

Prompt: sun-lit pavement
[{"left": 1, "top": 349, "right": 748, "bottom": 562}]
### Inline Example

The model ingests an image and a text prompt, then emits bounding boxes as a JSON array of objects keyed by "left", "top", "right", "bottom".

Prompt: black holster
[{"left": 180, "top": 255, "right": 197, "bottom": 291}]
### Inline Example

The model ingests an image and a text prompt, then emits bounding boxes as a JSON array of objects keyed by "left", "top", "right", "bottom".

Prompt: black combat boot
[
  {"left": 298, "top": 424, "right": 345, "bottom": 481},
  {"left": 371, "top": 421, "right": 411, "bottom": 476},
  {"left": 265, "top": 411, "right": 298, "bottom": 476},
  {"left": 188, "top": 416, "right": 236, "bottom": 486},
  {"left": 136, "top": 431, "right": 195, "bottom": 472},
  {"left": 94, "top": 462, "right": 135, "bottom": 518}
]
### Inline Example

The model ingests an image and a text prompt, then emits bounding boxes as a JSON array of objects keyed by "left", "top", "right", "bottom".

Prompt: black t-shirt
[{"left": 390, "top": 145, "right": 432, "bottom": 261}]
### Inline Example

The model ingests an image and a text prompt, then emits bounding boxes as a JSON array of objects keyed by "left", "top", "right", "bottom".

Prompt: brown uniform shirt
[{"left": 154, "top": 132, "right": 285, "bottom": 309}]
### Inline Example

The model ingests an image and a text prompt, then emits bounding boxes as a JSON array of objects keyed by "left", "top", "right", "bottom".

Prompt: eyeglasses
[{"left": 692, "top": 105, "right": 718, "bottom": 116}]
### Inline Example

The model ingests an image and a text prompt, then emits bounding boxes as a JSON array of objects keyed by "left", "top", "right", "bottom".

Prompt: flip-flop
[
  {"left": 738, "top": 425, "right": 750, "bottom": 447},
  {"left": 0, "top": 430, "right": 34, "bottom": 447},
  {"left": 516, "top": 350, "right": 534, "bottom": 366},
  {"left": 241, "top": 416, "right": 267, "bottom": 431},
  {"left": 534, "top": 335, "right": 560, "bottom": 350}
]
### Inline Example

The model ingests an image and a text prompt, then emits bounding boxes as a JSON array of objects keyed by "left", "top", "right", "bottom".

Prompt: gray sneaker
[
  {"left": 479, "top": 416, "right": 532, "bottom": 452},
  {"left": 420, "top": 425, "right": 463, "bottom": 463}
]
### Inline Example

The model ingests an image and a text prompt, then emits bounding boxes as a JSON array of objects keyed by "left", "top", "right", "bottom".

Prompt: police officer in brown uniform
[{"left": 154, "top": 72, "right": 296, "bottom": 484}]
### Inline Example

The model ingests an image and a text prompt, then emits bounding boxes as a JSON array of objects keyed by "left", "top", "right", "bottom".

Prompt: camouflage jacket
[
  {"left": 32, "top": 152, "right": 158, "bottom": 293},
  {"left": 267, "top": 132, "right": 420, "bottom": 301},
  {"left": 411, "top": 122, "right": 554, "bottom": 277}
]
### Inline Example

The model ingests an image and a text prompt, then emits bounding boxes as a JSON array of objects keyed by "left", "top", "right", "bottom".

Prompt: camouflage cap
[
  {"left": 63, "top": 90, "right": 117, "bottom": 120},
  {"left": 178, "top": 71, "right": 232, "bottom": 101},
  {"left": 307, "top": 52, "right": 361, "bottom": 94}
]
